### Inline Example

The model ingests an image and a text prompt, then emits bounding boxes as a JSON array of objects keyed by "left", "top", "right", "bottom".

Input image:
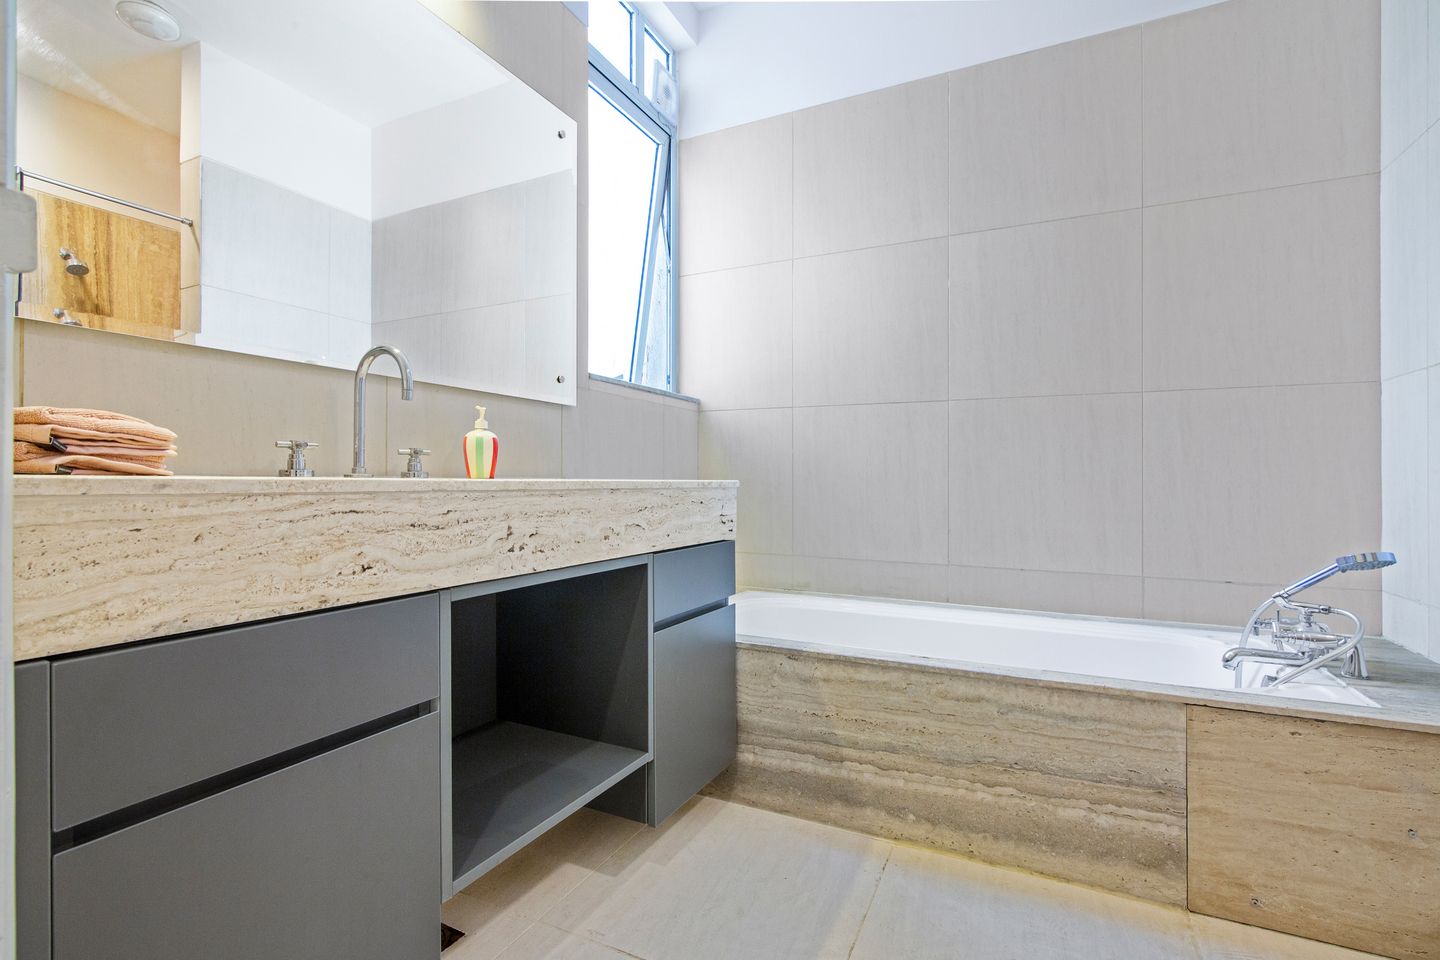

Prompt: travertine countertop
[{"left": 14, "top": 475, "right": 737, "bottom": 661}]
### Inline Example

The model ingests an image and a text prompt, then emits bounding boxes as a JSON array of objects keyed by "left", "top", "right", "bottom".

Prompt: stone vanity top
[{"left": 13, "top": 475, "right": 737, "bottom": 661}]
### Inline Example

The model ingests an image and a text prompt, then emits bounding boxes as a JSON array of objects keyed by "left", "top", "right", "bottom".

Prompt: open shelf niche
[{"left": 446, "top": 560, "right": 651, "bottom": 890}]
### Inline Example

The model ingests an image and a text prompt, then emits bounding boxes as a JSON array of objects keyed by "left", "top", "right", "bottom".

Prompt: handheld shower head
[
  {"left": 1335, "top": 552, "right": 1397, "bottom": 572},
  {"left": 1276, "top": 551, "right": 1397, "bottom": 600}
]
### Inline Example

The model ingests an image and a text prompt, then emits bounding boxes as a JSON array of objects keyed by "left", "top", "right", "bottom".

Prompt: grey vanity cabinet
[
  {"left": 651, "top": 542, "right": 737, "bottom": 824},
  {"left": 20, "top": 596, "right": 443, "bottom": 960},
  {"left": 52, "top": 714, "right": 439, "bottom": 960}
]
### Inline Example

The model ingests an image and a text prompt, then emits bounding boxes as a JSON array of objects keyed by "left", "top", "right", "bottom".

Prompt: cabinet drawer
[
  {"left": 51, "top": 594, "right": 440, "bottom": 831},
  {"left": 653, "top": 603, "right": 737, "bottom": 824},
  {"left": 53, "top": 713, "right": 439, "bottom": 960},
  {"left": 653, "top": 541, "right": 735, "bottom": 626}
]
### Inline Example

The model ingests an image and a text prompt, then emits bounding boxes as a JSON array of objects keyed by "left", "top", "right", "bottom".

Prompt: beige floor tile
[
  {"left": 545, "top": 797, "right": 891, "bottom": 960},
  {"left": 442, "top": 808, "right": 644, "bottom": 959},
  {"left": 1189, "top": 915, "right": 1382, "bottom": 960},
  {"left": 493, "top": 924, "right": 644, "bottom": 960},
  {"left": 848, "top": 845, "right": 1197, "bottom": 960}
]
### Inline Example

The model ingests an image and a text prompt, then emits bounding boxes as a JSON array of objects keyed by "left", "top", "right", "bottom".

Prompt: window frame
[{"left": 587, "top": 4, "right": 678, "bottom": 391}]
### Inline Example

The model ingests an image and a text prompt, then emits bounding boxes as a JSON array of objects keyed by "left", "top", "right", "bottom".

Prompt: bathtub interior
[{"left": 732, "top": 591, "right": 1379, "bottom": 709}]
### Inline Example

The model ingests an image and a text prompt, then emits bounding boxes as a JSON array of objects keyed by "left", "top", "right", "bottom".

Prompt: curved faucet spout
[{"left": 348, "top": 345, "right": 414, "bottom": 477}]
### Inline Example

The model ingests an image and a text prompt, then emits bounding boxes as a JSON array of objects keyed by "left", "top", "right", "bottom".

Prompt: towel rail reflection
[{"left": 15, "top": 166, "right": 193, "bottom": 227}]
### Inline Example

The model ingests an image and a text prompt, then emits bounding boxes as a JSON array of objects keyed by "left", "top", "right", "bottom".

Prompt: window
[{"left": 588, "top": 3, "right": 676, "bottom": 391}]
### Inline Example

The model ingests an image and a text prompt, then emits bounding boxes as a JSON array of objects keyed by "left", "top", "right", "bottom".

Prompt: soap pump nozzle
[{"left": 474, "top": 405, "right": 488, "bottom": 429}]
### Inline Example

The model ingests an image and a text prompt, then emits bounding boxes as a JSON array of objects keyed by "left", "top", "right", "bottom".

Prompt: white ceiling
[{"left": 17, "top": 0, "right": 511, "bottom": 135}]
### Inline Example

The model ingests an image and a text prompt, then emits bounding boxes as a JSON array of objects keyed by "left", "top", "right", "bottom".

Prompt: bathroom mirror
[{"left": 14, "top": 0, "right": 578, "bottom": 405}]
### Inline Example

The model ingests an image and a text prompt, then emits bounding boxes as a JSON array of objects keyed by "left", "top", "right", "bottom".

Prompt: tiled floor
[{"left": 442, "top": 797, "right": 1380, "bottom": 960}]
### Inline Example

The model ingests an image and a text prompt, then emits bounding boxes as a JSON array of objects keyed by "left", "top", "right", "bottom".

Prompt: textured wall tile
[
  {"left": 950, "top": 394, "right": 1142, "bottom": 576},
  {"left": 792, "top": 239, "right": 948, "bottom": 405},
  {"left": 678, "top": 115, "right": 793, "bottom": 275},
  {"left": 793, "top": 76, "right": 947, "bottom": 257},
  {"left": 949, "top": 27, "right": 1141, "bottom": 233},
  {"left": 1145, "top": 175, "right": 1379, "bottom": 390},
  {"left": 950, "top": 211, "right": 1140, "bottom": 399},
  {"left": 1143, "top": 0, "right": 1380, "bottom": 203}
]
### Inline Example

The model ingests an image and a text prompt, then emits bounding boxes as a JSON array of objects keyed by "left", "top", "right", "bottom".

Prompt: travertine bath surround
[{"left": 707, "top": 643, "right": 1189, "bottom": 905}]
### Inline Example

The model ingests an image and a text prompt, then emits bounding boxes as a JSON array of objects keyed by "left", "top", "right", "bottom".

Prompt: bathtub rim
[{"left": 731, "top": 589, "right": 1440, "bottom": 736}]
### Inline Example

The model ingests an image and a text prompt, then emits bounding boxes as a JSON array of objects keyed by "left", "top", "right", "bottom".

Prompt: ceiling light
[{"left": 114, "top": 1, "right": 181, "bottom": 42}]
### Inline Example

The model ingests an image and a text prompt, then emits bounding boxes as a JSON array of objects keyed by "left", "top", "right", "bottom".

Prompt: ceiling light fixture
[{"left": 114, "top": 0, "right": 181, "bottom": 42}]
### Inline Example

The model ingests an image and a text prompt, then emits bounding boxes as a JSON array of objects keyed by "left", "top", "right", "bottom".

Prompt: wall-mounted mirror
[{"left": 15, "top": 0, "right": 577, "bottom": 405}]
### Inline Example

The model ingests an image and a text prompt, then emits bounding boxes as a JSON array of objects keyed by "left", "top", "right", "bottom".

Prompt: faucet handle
[
  {"left": 275, "top": 440, "right": 318, "bottom": 478},
  {"left": 397, "top": 447, "right": 431, "bottom": 479}
]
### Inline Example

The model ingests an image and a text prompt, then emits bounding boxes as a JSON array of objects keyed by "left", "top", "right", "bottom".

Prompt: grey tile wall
[
  {"left": 686, "top": 0, "right": 1383, "bottom": 629},
  {"left": 1379, "top": 0, "right": 1440, "bottom": 659}
]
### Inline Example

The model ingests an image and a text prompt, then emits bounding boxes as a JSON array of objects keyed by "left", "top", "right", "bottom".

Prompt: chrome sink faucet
[
  {"left": 1223, "top": 552, "right": 1396, "bottom": 688},
  {"left": 347, "top": 346, "right": 414, "bottom": 478}
]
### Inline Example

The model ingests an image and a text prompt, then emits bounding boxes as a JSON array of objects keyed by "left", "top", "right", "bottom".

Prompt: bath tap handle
[
  {"left": 397, "top": 447, "right": 431, "bottom": 479},
  {"left": 275, "top": 440, "right": 318, "bottom": 478}
]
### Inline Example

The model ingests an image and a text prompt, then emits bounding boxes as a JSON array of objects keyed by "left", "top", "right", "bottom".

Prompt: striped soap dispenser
[{"left": 463, "top": 405, "right": 498, "bottom": 479}]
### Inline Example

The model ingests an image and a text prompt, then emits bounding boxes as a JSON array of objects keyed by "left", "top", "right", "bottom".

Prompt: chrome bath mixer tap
[{"left": 1222, "top": 552, "right": 1396, "bottom": 689}]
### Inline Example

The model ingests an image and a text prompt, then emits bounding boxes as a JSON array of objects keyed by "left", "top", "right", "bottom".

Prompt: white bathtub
[{"left": 732, "top": 591, "right": 1379, "bottom": 708}]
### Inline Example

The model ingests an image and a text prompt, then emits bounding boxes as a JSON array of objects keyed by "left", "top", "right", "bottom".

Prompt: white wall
[
  {"left": 1379, "top": 0, "right": 1440, "bottom": 661},
  {"left": 180, "top": 43, "right": 371, "bottom": 219},
  {"left": 677, "top": 0, "right": 1226, "bottom": 138}
]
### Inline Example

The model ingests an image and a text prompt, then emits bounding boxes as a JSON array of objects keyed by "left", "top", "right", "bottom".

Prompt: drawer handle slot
[{"left": 54, "top": 701, "right": 435, "bottom": 853}]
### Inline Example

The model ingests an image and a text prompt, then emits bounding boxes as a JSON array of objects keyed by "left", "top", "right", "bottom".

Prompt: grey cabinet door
[
  {"left": 52, "top": 714, "right": 440, "bottom": 960},
  {"left": 653, "top": 604, "right": 737, "bottom": 824},
  {"left": 653, "top": 541, "right": 735, "bottom": 626},
  {"left": 50, "top": 594, "right": 440, "bottom": 830}
]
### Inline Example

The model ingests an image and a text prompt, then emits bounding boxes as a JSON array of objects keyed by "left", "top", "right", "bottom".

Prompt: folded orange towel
[
  {"left": 13, "top": 453, "right": 173, "bottom": 476},
  {"left": 15, "top": 406, "right": 177, "bottom": 444}
]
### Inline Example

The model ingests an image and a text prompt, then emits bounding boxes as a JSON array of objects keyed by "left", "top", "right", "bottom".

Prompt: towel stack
[{"left": 13, "top": 406, "right": 178, "bottom": 476}]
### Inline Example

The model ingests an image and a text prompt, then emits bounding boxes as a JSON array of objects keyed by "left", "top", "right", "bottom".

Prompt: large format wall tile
[
  {"left": 792, "top": 239, "right": 948, "bottom": 406},
  {"left": 949, "top": 394, "right": 1142, "bottom": 576},
  {"left": 1430, "top": 366, "right": 1440, "bottom": 614},
  {"left": 1383, "top": 592, "right": 1430, "bottom": 656},
  {"left": 949, "top": 211, "right": 1140, "bottom": 399},
  {"left": 1382, "top": 141, "right": 1427, "bottom": 379},
  {"left": 709, "top": 646, "right": 1188, "bottom": 904},
  {"left": 792, "top": 402, "right": 949, "bottom": 564},
  {"left": 678, "top": 262, "right": 792, "bottom": 410},
  {"left": 947, "top": 566, "right": 1143, "bottom": 620},
  {"left": 678, "top": 115, "right": 793, "bottom": 275},
  {"left": 1142, "top": 0, "right": 1380, "bottom": 204},
  {"left": 1144, "top": 175, "right": 1379, "bottom": 391},
  {"left": 1382, "top": 371, "right": 1429, "bottom": 604},
  {"left": 791, "top": 556, "right": 950, "bottom": 603},
  {"left": 329, "top": 207, "right": 371, "bottom": 325},
  {"left": 1382, "top": 0, "right": 1430, "bottom": 167},
  {"left": 1142, "top": 383, "right": 1381, "bottom": 586},
  {"left": 948, "top": 27, "right": 1141, "bottom": 233},
  {"left": 1144, "top": 578, "right": 1381, "bottom": 634},
  {"left": 699, "top": 408, "right": 794, "bottom": 556},
  {"left": 200, "top": 161, "right": 330, "bottom": 314},
  {"left": 792, "top": 76, "right": 947, "bottom": 257},
  {"left": 561, "top": 384, "right": 666, "bottom": 479}
]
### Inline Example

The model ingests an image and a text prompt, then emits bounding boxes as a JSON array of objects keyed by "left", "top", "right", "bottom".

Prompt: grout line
[
  {"left": 693, "top": 378, "right": 1382, "bottom": 414},
  {"left": 1139, "top": 23, "right": 1147, "bottom": 618},
  {"left": 680, "top": 168, "right": 1380, "bottom": 287},
  {"left": 844, "top": 844, "right": 895, "bottom": 960}
]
